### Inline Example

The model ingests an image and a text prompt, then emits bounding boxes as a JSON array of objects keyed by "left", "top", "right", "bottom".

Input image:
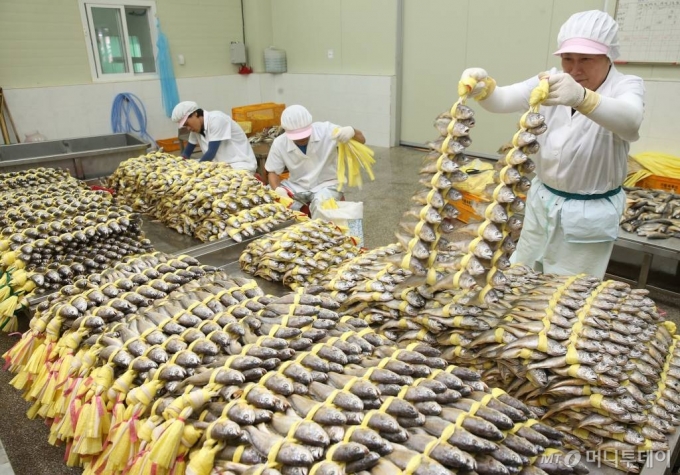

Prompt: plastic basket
[
  {"left": 453, "top": 190, "right": 488, "bottom": 223},
  {"left": 236, "top": 121, "right": 252, "bottom": 134},
  {"left": 157, "top": 138, "right": 181, "bottom": 152},
  {"left": 232, "top": 103, "right": 285, "bottom": 134},
  {"left": 637, "top": 175, "right": 680, "bottom": 194}
]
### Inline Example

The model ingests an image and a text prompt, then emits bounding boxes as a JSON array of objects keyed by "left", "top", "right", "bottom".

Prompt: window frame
[{"left": 78, "top": 0, "right": 159, "bottom": 82}]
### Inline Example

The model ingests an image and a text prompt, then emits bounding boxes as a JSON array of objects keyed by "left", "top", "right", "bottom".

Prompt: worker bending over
[
  {"left": 265, "top": 105, "right": 365, "bottom": 216},
  {"left": 172, "top": 101, "right": 257, "bottom": 172}
]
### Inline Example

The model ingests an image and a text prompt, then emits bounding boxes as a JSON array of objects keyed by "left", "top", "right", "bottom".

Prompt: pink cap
[
  {"left": 554, "top": 37, "right": 609, "bottom": 56},
  {"left": 286, "top": 125, "right": 313, "bottom": 141},
  {"left": 178, "top": 113, "right": 192, "bottom": 127}
]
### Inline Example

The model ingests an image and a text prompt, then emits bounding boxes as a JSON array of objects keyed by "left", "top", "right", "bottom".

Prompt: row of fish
[
  {"left": 621, "top": 187, "right": 680, "bottom": 239},
  {"left": 240, "top": 220, "right": 362, "bottom": 290},
  {"left": 0, "top": 170, "right": 154, "bottom": 332},
  {"left": 4, "top": 250, "right": 587, "bottom": 475},
  {"left": 106, "top": 152, "right": 298, "bottom": 242},
  {"left": 0, "top": 167, "right": 82, "bottom": 193}
]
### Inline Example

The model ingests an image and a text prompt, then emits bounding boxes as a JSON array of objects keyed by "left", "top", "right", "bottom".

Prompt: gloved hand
[
  {"left": 460, "top": 68, "right": 496, "bottom": 100},
  {"left": 274, "top": 186, "right": 290, "bottom": 198},
  {"left": 333, "top": 126, "right": 355, "bottom": 144},
  {"left": 543, "top": 73, "right": 586, "bottom": 108}
]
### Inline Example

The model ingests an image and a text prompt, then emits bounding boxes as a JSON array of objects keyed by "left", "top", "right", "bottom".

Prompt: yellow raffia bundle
[
  {"left": 336, "top": 138, "right": 376, "bottom": 191},
  {"left": 320, "top": 197, "right": 339, "bottom": 210}
]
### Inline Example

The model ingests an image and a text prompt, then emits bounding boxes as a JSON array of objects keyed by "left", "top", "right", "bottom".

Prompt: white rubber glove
[
  {"left": 460, "top": 68, "right": 495, "bottom": 99},
  {"left": 274, "top": 186, "right": 290, "bottom": 198},
  {"left": 543, "top": 73, "right": 586, "bottom": 108},
  {"left": 333, "top": 126, "right": 355, "bottom": 143}
]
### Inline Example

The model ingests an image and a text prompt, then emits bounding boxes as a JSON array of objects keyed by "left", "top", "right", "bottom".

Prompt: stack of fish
[
  {"left": 395, "top": 96, "right": 471, "bottom": 282},
  {"left": 107, "top": 152, "right": 298, "bottom": 242},
  {"left": 249, "top": 125, "right": 284, "bottom": 145},
  {"left": 0, "top": 167, "right": 79, "bottom": 193},
  {"left": 0, "top": 170, "right": 153, "bottom": 331},
  {"left": 405, "top": 265, "right": 676, "bottom": 472},
  {"left": 4, "top": 252, "right": 586, "bottom": 475},
  {"left": 239, "top": 219, "right": 361, "bottom": 289},
  {"left": 621, "top": 187, "right": 680, "bottom": 239}
]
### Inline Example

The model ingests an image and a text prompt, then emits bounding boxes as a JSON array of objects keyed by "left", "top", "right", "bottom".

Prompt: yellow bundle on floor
[
  {"left": 336, "top": 138, "right": 376, "bottom": 191},
  {"left": 624, "top": 152, "right": 680, "bottom": 187}
]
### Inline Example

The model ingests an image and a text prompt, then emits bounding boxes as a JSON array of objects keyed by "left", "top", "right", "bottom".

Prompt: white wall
[{"left": 4, "top": 73, "right": 396, "bottom": 148}]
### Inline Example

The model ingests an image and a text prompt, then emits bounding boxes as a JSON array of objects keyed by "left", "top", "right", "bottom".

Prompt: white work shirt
[
  {"left": 507, "top": 66, "right": 645, "bottom": 194},
  {"left": 265, "top": 121, "right": 340, "bottom": 193},
  {"left": 188, "top": 110, "right": 256, "bottom": 171}
]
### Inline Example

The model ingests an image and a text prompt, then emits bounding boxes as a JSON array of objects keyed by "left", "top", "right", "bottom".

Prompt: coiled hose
[{"left": 111, "top": 93, "right": 157, "bottom": 147}]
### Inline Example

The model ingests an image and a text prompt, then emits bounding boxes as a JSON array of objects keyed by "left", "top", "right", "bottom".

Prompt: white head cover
[
  {"left": 554, "top": 10, "right": 620, "bottom": 61},
  {"left": 281, "top": 105, "right": 313, "bottom": 140},
  {"left": 171, "top": 101, "right": 199, "bottom": 127}
]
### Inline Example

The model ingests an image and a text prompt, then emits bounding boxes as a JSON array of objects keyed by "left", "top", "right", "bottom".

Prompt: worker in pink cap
[
  {"left": 458, "top": 10, "right": 645, "bottom": 279},
  {"left": 265, "top": 105, "right": 366, "bottom": 216}
]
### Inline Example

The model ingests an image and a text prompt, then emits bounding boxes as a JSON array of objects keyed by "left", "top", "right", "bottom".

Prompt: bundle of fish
[
  {"left": 423, "top": 265, "right": 678, "bottom": 473},
  {"left": 239, "top": 219, "right": 362, "bottom": 290},
  {"left": 0, "top": 173, "right": 153, "bottom": 331},
  {"left": 621, "top": 187, "right": 680, "bottom": 239},
  {"left": 107, "top": 152, "right": 297, "bottom": 242},
  {"left": 0, "top": 167, "right": 80, "bottom": 193},
  {"left": 4, "top": 258, "right": 585, "bottom": 475},
  {"left": 396, "top": 80, "right": 549, "bottom": 311}
]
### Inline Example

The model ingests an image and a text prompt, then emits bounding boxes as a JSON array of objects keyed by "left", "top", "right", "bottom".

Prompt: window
[{"left": 79, "top": 0, "right": 158, "bottom": 81}]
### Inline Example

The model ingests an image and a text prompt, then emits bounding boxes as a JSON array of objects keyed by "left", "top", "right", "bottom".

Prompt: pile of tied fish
[
  {"left": 367, "top": 264, "right": 673, "bottom": 473},
  {"left": 239, "top": 219, "right": 362, "bottom": 290},
  {"left": 4, "top": 250, "right": 586, "bottom": 475},
  {"left": 0, "top": 168, "right": 153, "bottom": 332},
  {"left": 621, "top": 187, "right": 680, "bottom": 239},
  {"left": 107, "top": 152, "right": 298, "bottom": 242},
  {"left": 395, "top": 79, "right": 548, "bottom": 308}
]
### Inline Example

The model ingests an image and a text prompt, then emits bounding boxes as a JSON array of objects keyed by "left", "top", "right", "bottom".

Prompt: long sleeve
[
  {"left": 585, "top": 88, "right": 644, "bottom": 142},
  {"left": 199, "top": 141, "right": 221, "bottom": 162},
  {"left": 478, "top": 76, "right": 538, "bottom": 114}
]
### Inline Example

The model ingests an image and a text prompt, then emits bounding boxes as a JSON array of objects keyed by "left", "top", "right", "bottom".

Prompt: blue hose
[{"left": 111, "top": 93, "right": 157, "bottom": 147}]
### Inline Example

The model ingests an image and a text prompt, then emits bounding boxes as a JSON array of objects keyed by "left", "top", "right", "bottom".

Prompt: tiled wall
[
  {"left": 3, "top": 73, "right": 676, "bottom": 152},
  {"left": 268, "top": 74, "right": 397, "bottom": 147},
  {"left": 3, "top": 73, "right": 396, "bottom": 148}
]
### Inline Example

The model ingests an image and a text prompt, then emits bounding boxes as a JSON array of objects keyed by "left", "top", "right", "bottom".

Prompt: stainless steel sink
[{"left": 0, "top": 133, "right": 150, "bottom": 179}]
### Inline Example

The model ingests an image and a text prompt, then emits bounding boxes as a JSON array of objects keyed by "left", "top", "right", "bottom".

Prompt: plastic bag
[
  {"left": 455, "top": 159, "right": 494, "bottom": 195},
  {"left": 313, "top": 201, "right": 364, "bottom": 247}
]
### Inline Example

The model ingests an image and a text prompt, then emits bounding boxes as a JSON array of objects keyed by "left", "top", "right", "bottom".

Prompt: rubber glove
[
  {"left": 274, "top": 186, "right": 290, "bottom": 198},
  {"left": 460, "top": 68, "right": 496, "bottom": 100},
  {"left": 543, "top": 72, "right": 586, "bottom": 108},
  {"left": 333, "top": 126, "right": 355, "bottom": 144}
]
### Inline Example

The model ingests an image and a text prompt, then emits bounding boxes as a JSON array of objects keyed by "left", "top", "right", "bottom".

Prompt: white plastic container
[{"left": 264, "top": 47, "right": 287, "bottom": 73}]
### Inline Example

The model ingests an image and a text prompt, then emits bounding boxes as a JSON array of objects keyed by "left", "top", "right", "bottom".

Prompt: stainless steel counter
[{"left": 607, "top": 230, "right": 680, "bottom": 297}]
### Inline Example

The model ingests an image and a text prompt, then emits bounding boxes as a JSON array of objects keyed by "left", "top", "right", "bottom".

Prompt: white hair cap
[
  {"left": 171, "top": 101, "right": 199, "bottom": 127},
  {"left": 281, "top": 105, "right": 313, "bottom": 140},
  {"left": 554, "top": 10, "right": 620, "bottom": 61}
]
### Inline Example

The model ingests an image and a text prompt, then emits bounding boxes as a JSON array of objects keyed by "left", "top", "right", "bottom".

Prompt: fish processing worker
[
  {"left": 459, "top": 10, "right": 644, "bottom": 279},
  {"left": 171, "top": 101, "right": 257, "bottom": 172},
  {"left": 265, "top": 105, "right": 366, "bottom": 216}
]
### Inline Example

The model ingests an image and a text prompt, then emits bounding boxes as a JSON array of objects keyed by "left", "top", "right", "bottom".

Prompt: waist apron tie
[{"left": 543, "top": 184, "right": 622, "bottom": 201}]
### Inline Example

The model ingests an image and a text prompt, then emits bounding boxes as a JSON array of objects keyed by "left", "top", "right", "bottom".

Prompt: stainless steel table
[{"left": 606, "top": 230, "right": 680, "bottom": 297}]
